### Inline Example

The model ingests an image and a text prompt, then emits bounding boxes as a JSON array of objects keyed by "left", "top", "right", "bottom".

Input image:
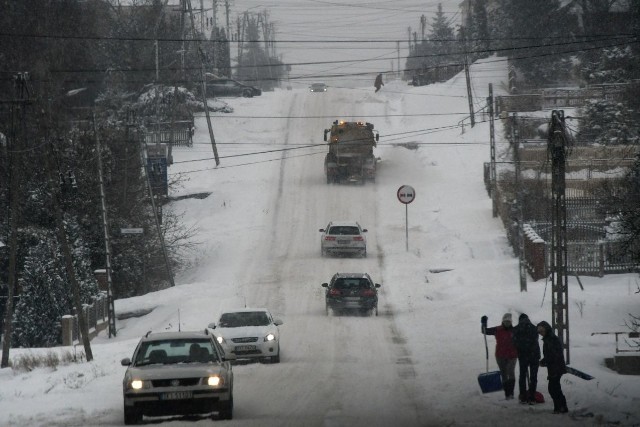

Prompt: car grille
[
  {"left": 152, "top": 378, "right": 200, "bottom": 387},
  {"left": 231, "top": 337, "right": 258, "bottom": 343}
]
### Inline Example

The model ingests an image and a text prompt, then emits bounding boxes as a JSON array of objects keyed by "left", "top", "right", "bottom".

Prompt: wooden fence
[{"left": 144, "top": 120, "right": 194, "bottom": 147}]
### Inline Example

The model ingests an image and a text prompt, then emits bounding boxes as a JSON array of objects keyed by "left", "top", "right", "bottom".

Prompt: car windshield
[
  {"left": 133, "top": 338, "right": 218, "bottom": 366},
  {"left": 311, "top": 84, "right": 325, "bottom": 89},
  {"left": 328, "top": 226, "right": 360, "bottom": 235},
  {"left": 218, "top": 311, "right": 270, "bottom": 328},
  {"left": 333, "top": 278, "right": 371, "bottom": 290}
]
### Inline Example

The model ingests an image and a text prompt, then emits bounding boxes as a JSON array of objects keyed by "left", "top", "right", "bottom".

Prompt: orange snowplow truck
[{"left": 323, "top": 120, "right": 379, "bottom": 184}]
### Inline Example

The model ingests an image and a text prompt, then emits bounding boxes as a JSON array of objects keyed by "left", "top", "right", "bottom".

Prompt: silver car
[
  {"left": 121, "top": 330, "right": 235, "bottom": 424},
  {"left": 319, "top": 220, "right": 368, "bottom": 257},
  {"left": 310, "top": 82, "right": 327, "bottom": 92}
]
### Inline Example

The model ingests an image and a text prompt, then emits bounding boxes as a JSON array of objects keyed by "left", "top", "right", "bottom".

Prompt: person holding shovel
[
  {"left": 481, "top": 313, "right": 518, "bottom": 399},
  {"left": 513, "top": 313, "right": 541, "bottom": 404}
]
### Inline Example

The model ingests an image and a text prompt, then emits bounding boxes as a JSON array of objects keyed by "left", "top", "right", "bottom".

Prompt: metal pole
[{"left": 405, "top": 204, "right": 409, "bottom": 252}]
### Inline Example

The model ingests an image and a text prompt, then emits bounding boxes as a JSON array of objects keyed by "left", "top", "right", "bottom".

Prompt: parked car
[
  {"left": 121, "top": 330, "right": 235, "bottom": 424},
  {"left": 319, "top": 220, "right": 367, "bottom": 257},
  {"left": 206, "top": 78, "right": 262, "bottom": 98},
  {"left": 310, "top": 82, "right": 327, "bottom": 92},
  {"left": 322, "top": 272, "right": 381, "bottom": 316},
  {"left": 208, "top": 308, "right": 282, "bottom": 363}
]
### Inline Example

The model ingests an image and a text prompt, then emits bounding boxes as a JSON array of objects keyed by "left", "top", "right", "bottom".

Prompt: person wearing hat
[
  {"left": 481, "top": 313, "right": 518, "bottom": 399},
  {"left": 513, "top": 313, "right": 541, "bottom": 404},
  {"left": 537, "top": 320, "right": 568, "bottom": 414}
]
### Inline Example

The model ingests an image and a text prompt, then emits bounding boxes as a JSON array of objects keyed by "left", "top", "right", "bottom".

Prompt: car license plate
[
  {"left": 235, "top": 345, "right": 256, "bottom": 351},
  {"left": 337, "top": 239, "right": 350, "bottom": 245},
  {"left": 162, "top": 391, "right": 193, "bottom": 400}
]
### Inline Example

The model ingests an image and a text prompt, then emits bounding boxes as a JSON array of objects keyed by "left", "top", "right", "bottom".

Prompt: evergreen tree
[
  {"left": 489, "top": 0, "right": 577, "bottom": 87},
  {"left": 469, "top": 0, "right": 490, "bottom": 60}
]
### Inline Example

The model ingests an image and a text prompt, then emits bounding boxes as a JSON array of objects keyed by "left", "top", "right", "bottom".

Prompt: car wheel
[
  {"left": 374, "top": 305, "right": 379, "bottom": 316},
  {"left": 272, "top": 346, "right": 281, "bottom": 363},
  {"left": 325, "top": 303, "right": 329, "bottom": 316},
  {"left": 124, "top": 406, "right": 142, "bottom": 425},
  {"left": 321, "top": 247, "right": 326, "bottom": 257},
  {"left": 242, "top": 89, "right": 253, "bottom": 98},
  {"left": 362, "top": 248, "right": 367, "bottom": 258},
  {"left": 218, "top": 394, "right": 233, "bottom": 420}
]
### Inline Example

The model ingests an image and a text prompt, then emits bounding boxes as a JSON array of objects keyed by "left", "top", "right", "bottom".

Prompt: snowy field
[{"left": 1, "top": 58, "right": 639, "bottom": 426}]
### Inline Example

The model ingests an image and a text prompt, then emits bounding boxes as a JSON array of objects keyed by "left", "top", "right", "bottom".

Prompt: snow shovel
[{"left": 478, "top": 325, "right": 503, "bottom": 393}]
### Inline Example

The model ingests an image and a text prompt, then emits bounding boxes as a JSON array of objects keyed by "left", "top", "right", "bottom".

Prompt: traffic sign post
[{"left": 397, "top": 185, "right": 416, "bottom": 251}]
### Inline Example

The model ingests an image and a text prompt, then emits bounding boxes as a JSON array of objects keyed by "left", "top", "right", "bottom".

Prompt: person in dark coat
[
  {"left": 512, "top": 313, "right": 540, "bottom": 404},
  {"left": 537, "top": 321, "right": 568, "bottom": 414},
  {"left": 374, "top": 73, "right": 384, "bottom": 92},
  {"left": 481, "top": 313, "right": 518, "bottom": 399}
]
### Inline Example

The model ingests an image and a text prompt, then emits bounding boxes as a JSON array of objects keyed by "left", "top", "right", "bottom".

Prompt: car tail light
[
  {"left": 361, "top": 289, "right": 376, "bottom": 297},
  {"left": 329, "top": 288, "right": 341, "bottom": 296},
  {"left": 353, "top": 236, "right": 364, "bottom": 241},
  {"left": 324, "top": 236, "right": 336, "bottom": 241}
]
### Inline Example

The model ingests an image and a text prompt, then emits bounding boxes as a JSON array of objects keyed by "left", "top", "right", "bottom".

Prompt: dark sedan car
[
  {"left": 206, "top": 78, "right": 262, "bottom": 98},
  {"left": 322, "top": 272, "right": 381, "bottom": 316}
]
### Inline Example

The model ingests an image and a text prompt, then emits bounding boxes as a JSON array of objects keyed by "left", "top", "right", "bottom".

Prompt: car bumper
[
  {"left": 326, "top": 297, "right": 377, "bottom": 310},
  {"left": 322, "top": 244, "right": 366, "bottom": 254},
  {"left": 124, "top": 387, "right": 231, "bottom": 416},
  {"left": 221, "top": 340, "right": 279, "bottom": 360}
]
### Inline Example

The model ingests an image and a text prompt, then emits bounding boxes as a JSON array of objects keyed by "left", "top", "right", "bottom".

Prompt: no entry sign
[{"left": 397, "top": 185, "right": 416, "bottom": 204}]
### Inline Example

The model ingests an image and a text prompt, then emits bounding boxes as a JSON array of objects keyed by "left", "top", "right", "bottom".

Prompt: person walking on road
[
  {"left": 481, "top": 313, "right": 518, "bottom": 399},
  {"left": 537, "top": 321, "right": 568, "bottom": 414},
  {"left": 374, "top": 73, "right": 384, "bottom": 93},
  {"left": 513, "top": 313, "right": 540, "bottom": 404}
]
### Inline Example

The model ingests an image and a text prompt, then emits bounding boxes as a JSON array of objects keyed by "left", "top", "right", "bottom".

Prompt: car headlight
[
  {"left": 264, "top": 333, "right": 276, "bottom": 342},
  {"left": 207, "top": 375, "right": 223, "bottom": 387},
  {"left": 130, "top": 379, "right": 145, "bottom": 390},
  {"left": 216, "top": 336, "right": 225, "bottom": 344}
]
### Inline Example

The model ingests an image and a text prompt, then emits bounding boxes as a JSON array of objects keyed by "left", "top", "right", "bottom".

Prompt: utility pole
[
  {"left": 1, "top": 73, "right": 30, "bottom": 368},
  {"left": 488, "top": 83, "right": 497, "bottom": 217},
  {"left": 186, "top": 0, "right": 220, "bottom": 164},
  {"left": 397, "top": 41, "right": 400, "bottom": 80},
  {"left": 464, "top": 46, "right": 475, "bottom": 127},
  {"left": 140, "top": 139, "right": 176, "bottom": 288},
  {"left": 93, "top": 113, "right": 117, "bottom": 338},
  {"left": 548, "top": 109, "right": 570, "bottom": 364},
  {"left": 512, "top": 114, "right": 527, "bottom": 291}
]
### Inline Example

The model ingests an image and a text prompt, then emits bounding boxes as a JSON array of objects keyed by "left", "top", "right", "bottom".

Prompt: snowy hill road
[{"left": 212, "top": 89, "right": 433, "bottom": 426}]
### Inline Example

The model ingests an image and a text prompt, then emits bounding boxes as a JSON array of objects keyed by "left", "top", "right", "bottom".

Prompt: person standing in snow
[
  {"left": 481, "top": 313, "right": 518, "bottom": 399},
  {"left": 374, "top": 73, "right": 384, "bottom": 93},
  {"left": 537, "top": 321, "right": 568, "bottom": 414},
  {"left": 512, "top": 313, "right": 540, "bottom": 404}
]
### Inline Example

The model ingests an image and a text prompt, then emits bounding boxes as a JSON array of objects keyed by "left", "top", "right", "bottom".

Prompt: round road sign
[{"left": 397, "top": 185, "right": 416, "bottom": 204}]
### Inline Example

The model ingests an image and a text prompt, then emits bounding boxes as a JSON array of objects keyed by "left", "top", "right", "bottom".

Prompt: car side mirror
[
  {"left": 223, "top": 353, "right": 237, "bottom": 361},
  {"left": 321, "top": 283, "right": 328, "bottom": 288},
  {"left": 273, "top": 318, "right": 283, "bottom": 326},
  {"left": 362, "top": 229, "right": 368, "bottom": 232},
  {"left": 208, "top": 322, "right": 216, "bottom": 329},
  {"left": 319, "top": 229, "right": 325, "bottom": 232},
  {"left": 375, "top": 283, "right": 381, "bottom": 288},
  {"left": 121, "top": 357, "right": 131, "bottom": 366}
]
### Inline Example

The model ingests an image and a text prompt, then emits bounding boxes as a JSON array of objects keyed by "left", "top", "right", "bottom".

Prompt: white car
[
  {"left": 319, "top": 220, "right": 368, "bottom": 257},
  {"left": 208, "top": 308, "right": 282, "bottom": 363}
]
